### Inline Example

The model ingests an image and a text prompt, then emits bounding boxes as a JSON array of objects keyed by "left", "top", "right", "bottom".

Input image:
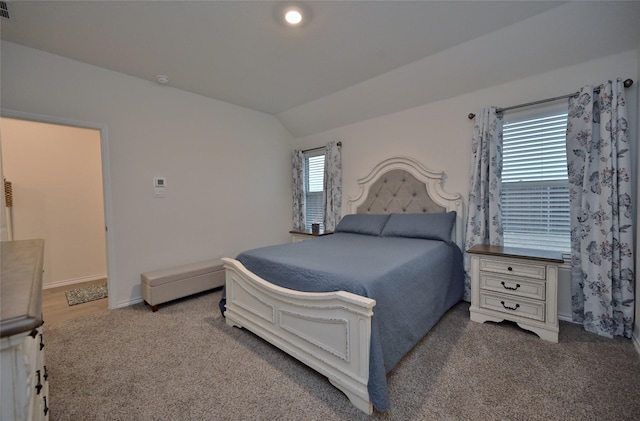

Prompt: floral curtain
[
  {"left": 292, "top": 149, "right": 306, "bottom": 231},
  {"left": 566, "top": 79, "right": 635, "bottom": 338},
  {"left": 323, "top": 141, "right": 342, "bottom": 231},
  {"left": 464, "top": 107, "right": 504, "bottom": 301}
]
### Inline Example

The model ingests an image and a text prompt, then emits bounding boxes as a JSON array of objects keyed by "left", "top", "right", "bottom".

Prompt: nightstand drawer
[
  {"left": 479, "top": 258, "right": 546, "bottom": 280},
  {"left": 479, "top": 291, "right": 546, "bottom": 322},
  {"left": 479, "top": 273, "right": 546, "bottom": 301}
]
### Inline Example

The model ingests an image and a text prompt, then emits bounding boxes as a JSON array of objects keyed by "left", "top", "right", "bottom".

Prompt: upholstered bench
[{"left": 141, "top": 259, "right": 225, "bottom": 311}]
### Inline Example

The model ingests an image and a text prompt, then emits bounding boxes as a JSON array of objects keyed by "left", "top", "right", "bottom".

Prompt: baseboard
[
  {"left": 43, "top": 274, "right": 107, "bottom": 290},
  {"left": 114, "top": 296, "right": 144, "bottom": 309},
  {"left": 558, "top": 313, "right": 575, "bottom": 323}
]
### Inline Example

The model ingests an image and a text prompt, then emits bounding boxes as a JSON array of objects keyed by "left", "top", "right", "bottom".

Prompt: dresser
[
  {"left": 1, "top": 239, "right": 50, "bottom": 421},
  {"left": 468, "top": 244, "right": 564, "bottom": 343}
]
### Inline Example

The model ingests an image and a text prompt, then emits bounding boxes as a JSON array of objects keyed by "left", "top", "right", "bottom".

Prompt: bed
[{"left": 220, "top": 156, "right": 464, "bottom": 414}]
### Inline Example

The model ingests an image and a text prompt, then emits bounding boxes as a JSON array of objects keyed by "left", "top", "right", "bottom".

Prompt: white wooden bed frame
[{"left": 222, "top": 156, "right": 464, "bottom": 414}]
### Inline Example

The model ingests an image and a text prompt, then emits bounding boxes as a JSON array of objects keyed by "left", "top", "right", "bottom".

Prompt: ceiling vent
[{"left": 0, "top": 2, "right": 10, "bottom": 20}]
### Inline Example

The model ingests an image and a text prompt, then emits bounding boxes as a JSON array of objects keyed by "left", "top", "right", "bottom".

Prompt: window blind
[
  {"left": 305, "top": 153, "right": 325, "bottom": 230},
  {"left": 501, "top": 110, "right": 570, "bottom": 253}
]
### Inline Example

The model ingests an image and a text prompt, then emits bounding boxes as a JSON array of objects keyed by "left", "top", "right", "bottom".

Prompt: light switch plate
[{"left": 153, "top": 177, "right": 166, "bottom": 198}]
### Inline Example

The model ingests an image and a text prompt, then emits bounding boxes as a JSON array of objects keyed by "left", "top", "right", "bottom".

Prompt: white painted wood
[
  {"left": 222, "top": 156, "right": 463, "bottom": 413},
  {"left": 469, "top": 251, "right": 560, "bottom": 343},
  {"left": 289, "top": 231, "right": 333, "bottom": 242},
  {"left": 223, "top": 258, "right": 375, "bottom": 414},
  {"left": 290, "top": 233, "right": 310, "bottom": 242},
  {"left": 1, "top": 242, "right": 49, "bottom": 421}
]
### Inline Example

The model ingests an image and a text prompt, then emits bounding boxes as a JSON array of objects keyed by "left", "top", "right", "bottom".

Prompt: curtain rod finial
[{"left": 468, "top": 113, "right": 475, "bottom": 120}]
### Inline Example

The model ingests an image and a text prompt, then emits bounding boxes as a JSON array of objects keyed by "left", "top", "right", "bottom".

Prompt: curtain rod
[
  {"left": 302, "top": 141, "right": 342, "bottom": 153},
  {"left": 467, "top": 78, "right": 634, "bottom": 120}
]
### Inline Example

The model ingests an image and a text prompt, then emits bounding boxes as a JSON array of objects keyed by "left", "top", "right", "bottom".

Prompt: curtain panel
[
  {"left": 292, "top": 150, "right": 306, "bottom": 231},
  {"left": 463, "top": 106, "right": 504, "bottom": 301},
  {"left": 566, "top": 79, "right": 635, "bottom": 338},
  {"left": 323, "top": 141, "right": 342, "bottom": 231}
]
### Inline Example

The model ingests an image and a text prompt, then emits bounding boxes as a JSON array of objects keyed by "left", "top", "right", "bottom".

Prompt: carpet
[
  {"left": 43, "top": 290, "right": 640, "bottom": 420},
  {"left": 64, "top": 282, "right": 108, "bottom": 306}
]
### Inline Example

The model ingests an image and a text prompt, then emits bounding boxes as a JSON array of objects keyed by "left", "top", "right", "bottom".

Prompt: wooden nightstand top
[
  {"left": 289, "top": 229, "right": 334, "bottom": 237},
  {"left": 467, "top": 244, "right": 564, "bottom": 264}
]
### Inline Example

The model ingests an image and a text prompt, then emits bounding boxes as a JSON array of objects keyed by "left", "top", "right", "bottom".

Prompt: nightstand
[
  {"left": 467, "top": 244, "right": 564, "bottom": 343},
  {"left": 289, "top": 229, "right": 333, "bottom": 242}
]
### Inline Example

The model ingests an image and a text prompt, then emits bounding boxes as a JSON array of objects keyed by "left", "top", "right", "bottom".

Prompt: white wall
[
  {"left": 1, "top": 118, "right": 107, "bottom": 287},
  {"left": 1, "top": 41, "right": 294, "bottom": 308},
  {"left": 293, "top": 50, "right": 638, "bottom": 322},
  {"left": 2, "top": 39, "right": 637, "bottom": 327}
]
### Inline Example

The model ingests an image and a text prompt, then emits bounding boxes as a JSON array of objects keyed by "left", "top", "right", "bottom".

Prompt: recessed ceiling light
[
  {"left": 284, "top": 8, "right": 302, "bottom": 25},
  {"left": 274, "top": 3, "right": 311, "bottom": 28}
]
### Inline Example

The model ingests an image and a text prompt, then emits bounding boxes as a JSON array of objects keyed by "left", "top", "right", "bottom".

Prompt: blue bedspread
[{"left": 222, "top": 232, "right": 464, "bottom": 412}]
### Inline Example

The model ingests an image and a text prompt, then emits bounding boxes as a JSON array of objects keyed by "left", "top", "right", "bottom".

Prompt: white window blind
[
  {"left": 501, "top": 107, "right": 570, "bottom": 253},
  {"left": 305, "top": 153, "right": 324, "bottom": 230}
]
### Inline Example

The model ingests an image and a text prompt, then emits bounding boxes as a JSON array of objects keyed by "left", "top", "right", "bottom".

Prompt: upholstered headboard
[
  {"left": 354, "top": 169, "right": 446, "bottom": 214},
  {"left": 348, "top": 156, "right": 464, "bottom": 247}
]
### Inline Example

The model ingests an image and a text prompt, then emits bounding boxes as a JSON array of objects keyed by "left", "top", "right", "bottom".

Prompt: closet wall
[{"left": 1, "top": 118, "right": 107, "bottom": 287}]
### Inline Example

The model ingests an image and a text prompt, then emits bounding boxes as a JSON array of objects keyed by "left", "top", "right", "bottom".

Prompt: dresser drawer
[
  {"left": 479, "top": 291, "right": 546, "bottom": 322},
  {"left": 479, "top": 258, "right": 546, "bottom": 280},
  {"left": 479, "top": 273, "right": 546, "bottom": 301}
]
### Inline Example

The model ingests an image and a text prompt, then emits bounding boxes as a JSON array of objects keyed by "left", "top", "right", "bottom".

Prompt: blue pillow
[
  {"left": 380, "top": 212, "right": 456, "bottom": 242},
  {"left": 334, "top": 214, "right": 391, "bottom": 236}
]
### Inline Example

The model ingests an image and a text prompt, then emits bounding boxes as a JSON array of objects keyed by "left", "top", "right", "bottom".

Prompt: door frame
[{"left": 1, "top": 108, "right": 116, "bottom": 310}]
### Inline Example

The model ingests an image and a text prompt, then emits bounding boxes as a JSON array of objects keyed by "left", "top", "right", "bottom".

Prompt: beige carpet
[{"left": 44, "top": 289, "right": 640, "bottom": 420}]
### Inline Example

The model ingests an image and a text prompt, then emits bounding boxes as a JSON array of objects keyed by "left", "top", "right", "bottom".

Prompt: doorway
[{"left": 0, "top": 112, "right": 113, "bottom": 310}]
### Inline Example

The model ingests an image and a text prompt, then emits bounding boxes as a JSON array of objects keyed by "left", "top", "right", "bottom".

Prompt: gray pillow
[
  {"left": 380, "top": 212, "right": 456, "bottom": 242},
  {"left": 334, "top": 214, "right": 391, "bottom": 236}
]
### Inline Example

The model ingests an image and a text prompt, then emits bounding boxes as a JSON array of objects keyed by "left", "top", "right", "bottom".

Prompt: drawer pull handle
[
  {"left": 507, "top": 266, "right": 513, "bottom": 271},
  {"left": 501, "top": 281, "right": 521, "bottom": 291},
  {"left": 43, "top": 396, "right": 49, "bottom": 416},
  {"left": 43, "top": 365, "right": 49, "bottom": 381},
  {"left": 39, "top": 334, "right": 45, "bottom": 350},
  {"left": 35, "top": 370, "right": 43, "bottom": 394},
  {"left": 501, "top": 301, "right": 520, "bottom": 311}
]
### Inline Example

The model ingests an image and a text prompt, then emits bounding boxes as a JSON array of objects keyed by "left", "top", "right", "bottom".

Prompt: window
[
  {"left": 501, "top": 104, "right": 570, "bottom": 253},
  {"left": 304, "top": 151, "right": 324, "bottom": 231}
]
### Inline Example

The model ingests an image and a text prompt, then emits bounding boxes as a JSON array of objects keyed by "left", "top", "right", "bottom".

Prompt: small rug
[{"left": 65, "top": 283, "right": 108, "bottom": 306}]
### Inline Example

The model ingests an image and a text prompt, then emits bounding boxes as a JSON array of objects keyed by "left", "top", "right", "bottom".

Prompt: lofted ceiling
[
  {"left": 2, "top": 1, "right": 640, "bottom": 137},
  {"left": 1, "top": 1, "right": 564, "bottom": 113}
]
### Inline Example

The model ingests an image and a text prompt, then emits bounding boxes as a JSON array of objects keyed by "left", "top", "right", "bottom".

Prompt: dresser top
[
  {"left": 467, "top": 244, "right": 564, "bottom": 263},
  {"left": 1, "top": 239, "right": 45, "bottom": 338}
]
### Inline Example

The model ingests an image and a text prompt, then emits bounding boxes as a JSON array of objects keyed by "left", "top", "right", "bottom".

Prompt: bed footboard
[{"left": 222, "top": 257, "right": 376, "bottom": 414}]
